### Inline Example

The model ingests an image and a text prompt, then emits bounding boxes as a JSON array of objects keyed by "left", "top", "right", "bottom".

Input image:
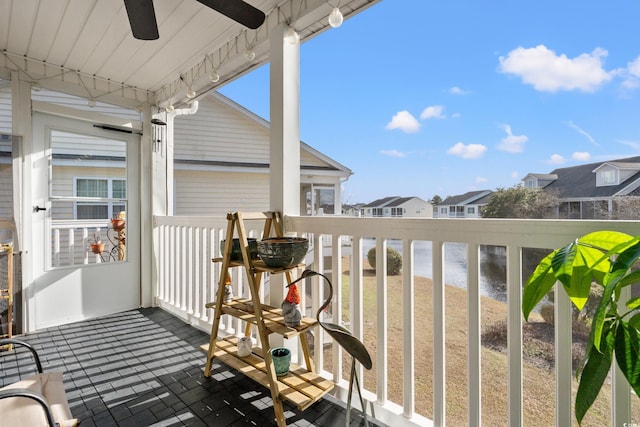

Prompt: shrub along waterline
[{"left": 367, "top": 246, "right": 402, "bottom": 275}]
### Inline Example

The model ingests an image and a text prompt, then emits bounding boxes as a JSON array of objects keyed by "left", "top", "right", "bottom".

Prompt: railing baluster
[
  {"left": 467, "top": 243, "right": 481, "bottom": 426},
  {"left": 83, "top": 228, "right": 89, "bottom": 265},
  {"left": 351, "top": 236, "right": 364, "bottom": 386},
  {"left": 507, "top": 245, "right": 523, "bottom": 427},
  {"left": 555, "top": 276, "right": 572, "bottom": 427},
  {"left": 331, "top": 234, "right": 343, "bottom": 384},
  {"left": 402, "top": 239, "right": 415, "bottom": 418},
  {"left": 375, "top": 238, "right": 388, "bottom": 405},
  {"left": 432, "top": 240, "right": 446, "bottom": 427}
]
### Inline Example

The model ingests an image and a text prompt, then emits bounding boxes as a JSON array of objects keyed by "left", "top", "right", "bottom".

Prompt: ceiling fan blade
[
  {"left": 196, "top": 0, "right": 266, "bottom": 29},
  {"left": 124, "top": 0, "right": 159, "bottom": 40}
]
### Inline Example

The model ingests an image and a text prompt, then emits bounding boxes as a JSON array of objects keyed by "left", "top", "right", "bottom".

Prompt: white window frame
[{"left": 73, "top": 176, "right": 126, "bottom": 220}]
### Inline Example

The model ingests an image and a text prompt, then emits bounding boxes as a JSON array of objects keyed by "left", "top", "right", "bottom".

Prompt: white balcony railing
[
  {"left": 51, "top": 220, "right": 122, "bottom": 266},
  {"left": 152, "top": 215, "right": 640, "bottom": 427}
]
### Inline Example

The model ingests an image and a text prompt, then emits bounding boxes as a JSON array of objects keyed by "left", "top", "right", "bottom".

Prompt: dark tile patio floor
[{"left": 4, "top": 308, "right": 387, "bottom": 426}]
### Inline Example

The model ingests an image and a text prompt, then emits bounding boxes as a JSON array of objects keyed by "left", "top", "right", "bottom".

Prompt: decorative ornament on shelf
[
  {"left": 223, "top": 273, "right": 233, "bottom": 303},
  {"left": 237, "top": 336, "right": 253, "bottom": 358},
  {"left": 281, "top": 282, "right": 302, "bottom": 327}
]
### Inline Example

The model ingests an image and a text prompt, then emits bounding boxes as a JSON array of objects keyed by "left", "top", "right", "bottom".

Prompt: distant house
[
  {"left": 342, "top": 203, "right": 366, "bottom": 217},
  {"left": 523, "top": 156, "right": 640, "bottom": 219},
  {"left": 435, "top": 190, "right": 492, "bottom": 218},
  {"left": 361, "top": 196, "right": 432, "bottom": 218}
]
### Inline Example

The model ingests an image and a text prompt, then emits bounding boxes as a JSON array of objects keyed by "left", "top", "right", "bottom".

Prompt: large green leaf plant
[{"left": 523, "top": 230, "right": 640, "bottom": 424}]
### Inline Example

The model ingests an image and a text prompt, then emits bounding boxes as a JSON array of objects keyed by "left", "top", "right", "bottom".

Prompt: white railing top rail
[{"left": 284, "top": 215, "right": 640, "bottom": 249}]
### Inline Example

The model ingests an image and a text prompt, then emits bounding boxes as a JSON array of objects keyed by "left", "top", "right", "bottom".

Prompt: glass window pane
[
  {"left": 77, "top": 204, "right": 108, "bottom": 219},
  {"left": 77, "top": 179, "right": 108, "bottom": 198},
  {"left": 112, "top": 179, "right": 126, "bottom": 198}
]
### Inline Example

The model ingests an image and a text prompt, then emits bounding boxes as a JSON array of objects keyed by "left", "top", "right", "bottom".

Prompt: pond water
[{"left": 358, "top": 239, "right": 508, "bottom": 302}]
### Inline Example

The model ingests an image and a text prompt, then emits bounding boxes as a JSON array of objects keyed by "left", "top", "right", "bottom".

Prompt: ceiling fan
[{"left": 124, "top": 0, "right": 266, "bottom": 40}]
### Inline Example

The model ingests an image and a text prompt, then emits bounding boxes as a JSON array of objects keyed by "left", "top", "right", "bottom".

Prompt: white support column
[
  {"left": 269, "top": 23, "right": 300, "bottom": 218},
  {"left": 11, "top": 72, "right": 32, "bottom": 331},
  {"left": 140, "top": 103, "right": 153, "bottom": 307},
  {"left": 334, "top": 182, "right": 343, "bottom": 215},
  {"left": 268, "top": 24, "right": 300, "bottom": 317}
]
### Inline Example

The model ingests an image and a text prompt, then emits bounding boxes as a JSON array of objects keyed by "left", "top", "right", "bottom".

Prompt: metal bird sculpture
[{"left": 288, "top": 269, "right": 372, "bottom": 426}]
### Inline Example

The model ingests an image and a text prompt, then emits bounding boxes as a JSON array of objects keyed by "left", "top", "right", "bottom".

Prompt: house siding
[
  {"left": 174, "top": 98, "right": 269, "bottom": 164},
  {"left": 174, "top": 170, "right": 269, "bottom": 217}
]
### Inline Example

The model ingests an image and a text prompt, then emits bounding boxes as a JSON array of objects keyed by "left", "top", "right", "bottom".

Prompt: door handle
[{"left": 33, "top": 206, "right": 47, "bottom": 212}]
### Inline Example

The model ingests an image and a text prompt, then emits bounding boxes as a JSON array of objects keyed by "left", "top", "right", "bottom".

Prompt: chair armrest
[
  {"left": 0, "top": 388, "right": 57, "bottom": 427},
  {"left": 0, "top": 338, "right": 44, "bottom": 373}
]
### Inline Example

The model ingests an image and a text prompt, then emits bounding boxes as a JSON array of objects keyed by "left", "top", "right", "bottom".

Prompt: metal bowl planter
[
  {"left": 220, "top": 238, "right": 258, "bottom": 261},
  {"left": 257, "top": 237, "right": 308, "bottom": 268}
]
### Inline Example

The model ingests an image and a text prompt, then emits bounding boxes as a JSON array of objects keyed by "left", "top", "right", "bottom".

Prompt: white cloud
[
  {"left": 420, "top": 105, "right": 446, "bottom": 120},
  {"left": 572, "top": 151, "right": 591, "bottom": 161},
  {"left": 447, "top": 142, "right": 487, "bottom": 159},
  {"left": 622, "top": 56, "right": 640, "bottom": 89},
  {"left": 497, "top": 124, "right": 528, "bottom": 153},
  {"left": 499, "top": 45, "right": 613, "bottom": 92},
  {"left": 619, "top": 139, "right": 640, "bottom": 151},
  {"left": 567, "top": 121, "right": 598, "bottom": 145},
  {"left": 511, "top": 171, "right": 519, "bottom": 179},
  {"left": 475, "top": 176, "right": 488, "bottom": 184},
  {"left": 548, "top": 154, "right": 566, "bottom": 164},
  {"left": 380, "top": 149, "right": 407, "bottom": 158},
  {"left": 449, "top": 86, "right": 470, "bottom": 95},
  {"left": 385, "top": 110, "right": 421, "bottom": 133}
]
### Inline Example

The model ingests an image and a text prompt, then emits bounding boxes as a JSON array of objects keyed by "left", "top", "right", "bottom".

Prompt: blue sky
[{"left": 220, "top": 0, "right": 640, "bottom": 204}]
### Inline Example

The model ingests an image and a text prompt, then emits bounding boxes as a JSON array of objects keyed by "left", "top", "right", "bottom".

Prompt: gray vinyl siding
[
  {"left": 174, "top": 98, "right": 269, "bottom": 164},
  {"left": 174, "top": 170, "right": 269, "bottom": 217}
]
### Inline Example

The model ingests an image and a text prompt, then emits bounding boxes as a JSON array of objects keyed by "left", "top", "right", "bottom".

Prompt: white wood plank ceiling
[{"left": 0, "top": 0, "right": 379, "bottom": 110}]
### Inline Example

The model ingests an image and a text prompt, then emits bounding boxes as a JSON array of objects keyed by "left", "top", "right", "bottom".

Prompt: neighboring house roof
[
  {"left": 526, "top": 174, "right": 558, "bottom": 180},
  {"left": 441, "top": 190, "right": 493, "bottom": 206},
  {"left": 364, "top": 196, "right": 401, "bottom": 208},
  {"left": 364, "top": 196, "right": 426, "bottom": 208},
  {"left": 539, "top": 156, "right": 640, "bottom": 198}
]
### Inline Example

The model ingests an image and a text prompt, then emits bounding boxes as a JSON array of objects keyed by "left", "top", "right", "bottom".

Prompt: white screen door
[{"left": 31, "top": 112, "right": 140, "bottom": 330}]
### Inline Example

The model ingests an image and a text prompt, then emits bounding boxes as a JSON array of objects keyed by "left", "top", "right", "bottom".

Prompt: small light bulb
[
  {"left": 244, "top": 48, "right": 255, "bottom": 61},
  {"left": 166, "top": 104, "right": 174, "bottom": 113},
  {"left": 210, "top": 71, "right": 220, "bottom": 83},
  {"left": 284, "top": 27, "right": 299, "bottom": 45},
  {"left": 186, "top": 89, "right": 196, "bottom": 99},
  {"left": 88, "top": 99, "right": 96, "bottom": 108},
  {"left": 328, "top": 7, "right": 343, "bottom": 28}
]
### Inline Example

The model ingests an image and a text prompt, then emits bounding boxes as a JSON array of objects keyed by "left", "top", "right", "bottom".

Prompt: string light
[
  {"left": 328, "top": 7, "right": 343, "bottom": 28},
  {"left": 244, "top": 48, "right": 256, "bottom": 61}
]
